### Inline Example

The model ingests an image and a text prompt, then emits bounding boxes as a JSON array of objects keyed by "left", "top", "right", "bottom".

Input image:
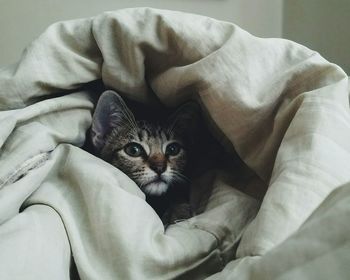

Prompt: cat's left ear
[
  {"left": 91, "top": 90, "right": 135, "bottom": 153},
  {"left": 168, "top": 101, "right": 201, "bottom": 142}
]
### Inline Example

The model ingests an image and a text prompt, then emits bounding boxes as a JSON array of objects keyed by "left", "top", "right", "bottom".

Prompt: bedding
[{"left": 0, "top": 8, "right": 349, "bottom": 280}]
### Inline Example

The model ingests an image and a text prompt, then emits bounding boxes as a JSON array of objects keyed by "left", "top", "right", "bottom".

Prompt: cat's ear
[
  {"left": 168, "top": 101, "right": 201, "bottom": 142},
  {"left": 91, "top": 90, "right": 136, "bottom": 152}
]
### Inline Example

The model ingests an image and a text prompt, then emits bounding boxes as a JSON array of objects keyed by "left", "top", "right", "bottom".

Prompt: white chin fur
[{"left": 143, "top": 181, "right": 169, "bottom": 196}]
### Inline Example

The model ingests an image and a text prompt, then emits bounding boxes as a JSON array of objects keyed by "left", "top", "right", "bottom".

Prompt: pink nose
[
  {"left": 151, "top": 164, "right": 166, "bottom": 175},
  {"left": 148, "top": 154, "right": 167, "bottom": 175}
]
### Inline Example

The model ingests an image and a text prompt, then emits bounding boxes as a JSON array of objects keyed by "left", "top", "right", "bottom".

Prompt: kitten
[{"left": 90, "top": 90, "right": 200, "bottom": 225}]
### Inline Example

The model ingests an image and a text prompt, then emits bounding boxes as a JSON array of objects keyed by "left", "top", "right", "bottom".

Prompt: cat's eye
[
  {"left": 165, "top": 142, "right": 181, "bottom": 156},
  {"left": 124, "top": 143, "right": 145, "bottom": 157}
]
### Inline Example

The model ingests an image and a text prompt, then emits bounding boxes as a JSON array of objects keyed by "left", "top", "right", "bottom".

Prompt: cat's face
[
  {"left": 103, "top": 120, "right": 188, "bottom": 196},
  {"left": 91, "top": 90, "right": 200, "bottom": 196}
]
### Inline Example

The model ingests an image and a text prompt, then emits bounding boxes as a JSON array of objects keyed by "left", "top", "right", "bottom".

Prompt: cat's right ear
[{"left": 91, "top": 90, "right": 135, "bottom": 152}]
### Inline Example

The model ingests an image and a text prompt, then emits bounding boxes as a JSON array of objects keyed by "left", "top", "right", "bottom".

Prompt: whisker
[{"left": 170, "top": 170, "right": 191, "bottom": 183}]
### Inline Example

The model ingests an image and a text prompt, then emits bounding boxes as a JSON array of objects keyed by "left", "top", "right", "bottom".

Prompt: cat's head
[{"left": 91, "top": 90, "right": 200, "bottom": 196}]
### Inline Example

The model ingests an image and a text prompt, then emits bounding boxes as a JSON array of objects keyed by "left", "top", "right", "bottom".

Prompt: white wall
[
  {"left": 283, "top": 0, "right": 350, "bottom": 74},
  {"left": 1, "top": 1, "right": 349, "bottom": 74},
  {"left": 0, "top": 0, "right": 283, "bottom": 66}
]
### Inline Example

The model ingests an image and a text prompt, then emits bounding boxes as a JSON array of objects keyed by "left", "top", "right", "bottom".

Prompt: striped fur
[
  {"left": 92, "top": 91, "right": 200, "bottom": 197},
  {"left": 101, "top": 120, "right": 188, "bottom": 196}
]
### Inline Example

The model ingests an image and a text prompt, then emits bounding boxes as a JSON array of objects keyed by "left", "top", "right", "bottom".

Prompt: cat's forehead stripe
[{"left": 132, "top": 128, "right": 172, "bottom": 152}]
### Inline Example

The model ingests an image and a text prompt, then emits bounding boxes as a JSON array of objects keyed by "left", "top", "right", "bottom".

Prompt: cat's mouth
[{"left": 142, "top": 177, "right": 169, "bottom": 196}]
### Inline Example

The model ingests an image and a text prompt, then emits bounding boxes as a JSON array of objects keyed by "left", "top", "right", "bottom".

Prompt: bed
[{"left": 0, "top": 8, "right": 349, "bottom": 280}]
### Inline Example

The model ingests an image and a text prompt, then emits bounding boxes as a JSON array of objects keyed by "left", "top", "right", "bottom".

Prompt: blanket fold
[{"left": 0, "top": 7, "right": 349, "bottom": 280}]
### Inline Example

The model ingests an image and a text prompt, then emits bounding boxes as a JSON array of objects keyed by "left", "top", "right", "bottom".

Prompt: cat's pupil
[
  {"left": 124, "top": 143, "right": 144, "bottom": 157},
  {"left": 165, "top": 143, "right": 181, "bottom": 156}
]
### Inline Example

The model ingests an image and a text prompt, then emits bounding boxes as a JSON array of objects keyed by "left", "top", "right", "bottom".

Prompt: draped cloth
[{"left": 0, "top": 8, "right": 349, "bottom": 280}]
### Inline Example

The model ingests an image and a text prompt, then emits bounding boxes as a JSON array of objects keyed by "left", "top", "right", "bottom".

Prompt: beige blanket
[{"left": 0, "top": 8, "right": 349, "bottom": 280}]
